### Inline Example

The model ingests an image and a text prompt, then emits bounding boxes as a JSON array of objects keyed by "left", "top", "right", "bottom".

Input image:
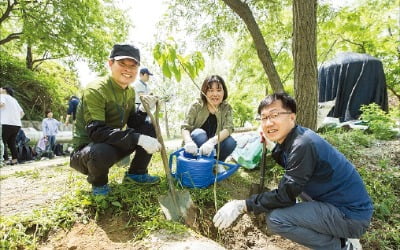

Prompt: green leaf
[{"left": 111, "top": 201, "right": 122, "bottom": 208}]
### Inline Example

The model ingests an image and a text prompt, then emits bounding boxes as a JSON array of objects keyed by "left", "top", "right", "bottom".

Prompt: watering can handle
[
  {"left": 215, "top": 161, "right": 240, "bottom": 182},
  {"left": 168, "top": 148, "right": 185, "bottom": 176}
]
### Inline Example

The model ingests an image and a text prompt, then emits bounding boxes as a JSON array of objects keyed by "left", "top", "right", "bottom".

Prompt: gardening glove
[
  {"left": 213, "top": 200, "right": 247, "bottom": 229},
  {"left": 184, "top": 141, "right": 198, "bottom": 155},
  {"left": 139, "top": 95, "right": 158, "bottom": 113},
  {"left": 199, "top": 137, "right": 217, "bottom": 156},
  {"left": 260, "top": 131, "right": 276, "bottom": 151},
  {"left": 137, "top": 135, "right": 161, "bottom": 154}
]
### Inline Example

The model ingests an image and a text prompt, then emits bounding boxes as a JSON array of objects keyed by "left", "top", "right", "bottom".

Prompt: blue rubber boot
[
  {"left": 92, "top": 184, "right": 110, "bottom": 195},
  {"left": 124, "top": 172, "right": 160, "bottom": 185}
]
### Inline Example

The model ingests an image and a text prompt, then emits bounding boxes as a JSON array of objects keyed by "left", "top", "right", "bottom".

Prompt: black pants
[
  {"left": 2, "top": 125, "right": 20, "bottom": 161},
  {"left": 70, "top": 121, "right": 155, "bottom": 186}
]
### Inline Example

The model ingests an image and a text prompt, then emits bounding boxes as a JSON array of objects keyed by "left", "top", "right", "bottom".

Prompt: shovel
[
  {"left": 140, "top": 96, "right": 196, "bottom": 224},
  {"left": 249, "top": 140, "right": 267, "bottom": 196}
]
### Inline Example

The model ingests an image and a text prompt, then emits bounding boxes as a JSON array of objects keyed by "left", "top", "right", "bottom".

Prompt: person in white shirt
[{"left": 0, "top": 87, "right": 24, "bottom": 165}]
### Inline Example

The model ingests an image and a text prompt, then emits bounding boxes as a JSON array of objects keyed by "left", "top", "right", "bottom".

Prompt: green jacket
[
  {"left": 73, "top": 76, "right": 141, "bottom": 148},
  {"left": 181, "top": 98, "right": 234, "bottom": 135}
]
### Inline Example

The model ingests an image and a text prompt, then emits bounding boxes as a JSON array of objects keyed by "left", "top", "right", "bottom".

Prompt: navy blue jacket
[{"left": 246, "top": 125, "right": 373, "bottom": 220}]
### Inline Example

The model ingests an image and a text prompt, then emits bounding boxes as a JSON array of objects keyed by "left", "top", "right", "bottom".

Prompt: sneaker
[
  {"left": 342, "top": 238, "right": 362, "bottom": 250},
  {"left": 92, "top": 184, "right": 110, "bottom": 195},
  {"left": 124, "top": 172, "right": 160, "bottom": 185},
  {"left": 216, "top": 164, "right": 226, "bottom": 173}
]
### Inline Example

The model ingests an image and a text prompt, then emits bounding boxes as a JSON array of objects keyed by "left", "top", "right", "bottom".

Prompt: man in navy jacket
[{"left": 213, "top": 92, "right": 373, "bottom": 250}]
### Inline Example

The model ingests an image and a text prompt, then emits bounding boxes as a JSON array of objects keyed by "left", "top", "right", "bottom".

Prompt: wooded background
[{"left": 0, "top": 0, "right": 398, "bottom": 136}]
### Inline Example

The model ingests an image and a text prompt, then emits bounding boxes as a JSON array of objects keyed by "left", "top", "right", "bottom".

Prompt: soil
[{"left": 1, "top": 139, "right": 399, "bottom": 249}]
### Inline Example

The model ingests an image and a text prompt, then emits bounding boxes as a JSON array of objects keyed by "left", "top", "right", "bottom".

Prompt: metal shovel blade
[{"left": 158, "top": 190, "right": 195, "bottom": 223}]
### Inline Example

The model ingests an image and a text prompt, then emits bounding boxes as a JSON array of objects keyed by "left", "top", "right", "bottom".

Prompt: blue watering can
[{"left": 168, "top": 148, "right": 240, "bottom": 188}]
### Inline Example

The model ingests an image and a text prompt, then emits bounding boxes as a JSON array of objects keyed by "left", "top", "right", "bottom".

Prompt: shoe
[
  {"left": 216, "top": 164, "right": 226, "bottom": 173},
  {"left": 92, "top": 184, "right": 110, "bottom": 195},
  {"left": 124, "top": 172, "right": 160, "bottom": 184},
  {"left": 342, "top": 238, "right": 362, "bottom": 250},
  {"left": 6, "top": 160, "right": 18, "bottom": 165}
]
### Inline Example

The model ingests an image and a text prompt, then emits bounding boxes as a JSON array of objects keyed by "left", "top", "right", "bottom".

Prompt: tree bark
[
  {"left": 293, "top": 0, "right": 318, "bottom": 130},
  {"left": 26, "top": 44, "right": 33, "bottom": 70},
  {"left": 222, "top": 0, "right": 284, "bottom": 93}
]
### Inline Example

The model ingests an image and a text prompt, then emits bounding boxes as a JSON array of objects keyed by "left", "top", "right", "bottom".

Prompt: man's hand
[
  {"left": 139, "top": 95, "right": 158, "bottom": 112},
  {"left": 213, "top": 200, "right": 247, "bottom": 229},
  {"left": 138, "top": 135, "right": 161, "bottom": 154},
  {"left": 184, "top": 141, "right": 198, "bottom": 155},
  {"left": 199, "top": 138, "right": 217, "bottom": 156}
]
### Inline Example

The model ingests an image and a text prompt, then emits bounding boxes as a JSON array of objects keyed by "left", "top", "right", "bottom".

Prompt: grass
[{"left": 0, "top": 128, "right": 399, "bottom": 249}]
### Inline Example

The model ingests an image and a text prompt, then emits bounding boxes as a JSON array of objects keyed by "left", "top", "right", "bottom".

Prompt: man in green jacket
[{"left": 70, "top": 44, "right": 161, "bottom": 195}]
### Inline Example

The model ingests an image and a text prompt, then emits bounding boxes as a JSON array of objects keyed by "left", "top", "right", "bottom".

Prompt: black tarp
[{"left": 318, "top": 52, "right": 388, "bottom": 122}]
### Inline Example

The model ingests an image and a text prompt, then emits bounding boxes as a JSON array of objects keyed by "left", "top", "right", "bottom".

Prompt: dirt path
[
  {"left": 0, "top": 156, "right": 71, "bottom": 216},
  {"left": 0, "top": 138, "right": 183, "bottom": 217}
]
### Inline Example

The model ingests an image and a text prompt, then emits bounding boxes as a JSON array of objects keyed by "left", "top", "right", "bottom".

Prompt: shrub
[{"left": 360, "top": 103, "right": 398, "bottom": 140}]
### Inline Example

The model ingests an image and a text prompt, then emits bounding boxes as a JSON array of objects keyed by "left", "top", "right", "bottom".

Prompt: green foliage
[
  {"left": 153, "top": 38, "right": 205, "bottom": 84},
  {"left": 360, "top": 103, "right": 398, "bottom": 140},
  {"left": 0, "top": 52, "right": 79, "bottom": 120},
  {"left": 0, "top": 0, "right": 129, "bottom": 72},
  {"left": 359, "top": 161, "right": 400, "bottom": 249},
  {"left": 0, "top": 193, "right": 88, "bottom": 249},
  {"left": 229, "top": 91, "right": 258, "bottom": 127}
]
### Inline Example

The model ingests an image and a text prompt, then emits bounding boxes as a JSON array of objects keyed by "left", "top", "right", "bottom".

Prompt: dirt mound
[{"left": 40, "top": 221, "right": 226, "bottom": 250}]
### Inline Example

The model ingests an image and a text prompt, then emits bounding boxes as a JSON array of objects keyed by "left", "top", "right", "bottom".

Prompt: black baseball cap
[{"left": 109, "top": 44, "right": 140, "bottom": 64}]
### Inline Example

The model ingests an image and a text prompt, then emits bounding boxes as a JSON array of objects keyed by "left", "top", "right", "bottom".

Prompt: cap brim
[{"left": 113, "top": 56, "right": 140, "bottom": 64}]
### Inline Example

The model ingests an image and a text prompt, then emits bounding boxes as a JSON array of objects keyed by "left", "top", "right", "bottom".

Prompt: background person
[
  {"left": 0, "top": 87, "right": 24, "bottom": 165},
  {"left": 181, "top": 75, "right": 237, "bottom": 172},
  {"left": 42, "top": 110, "right": 61, "bottom": 152},
  {"left": 65, "top": 95, "right": 80, "bottom": 126},
  {"left": 69, "top": 44, "right": 161, "bottom": 195},
  {"left": 133, "top": 67, "right": 153, "bottom": 107},
  {"left": 213, "top": 92, "right": 373, "bottom": 250}
]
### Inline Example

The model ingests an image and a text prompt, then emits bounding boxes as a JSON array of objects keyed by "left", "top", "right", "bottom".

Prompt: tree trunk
[
  {"left": 222, "top": 0, "right": 284, "bottom": 93},
  {"left": 26, "top": 44, "right": 33, "bottom": 70},
  {"left": 293, "top": 0, "right": 318, "bottom": 130}
]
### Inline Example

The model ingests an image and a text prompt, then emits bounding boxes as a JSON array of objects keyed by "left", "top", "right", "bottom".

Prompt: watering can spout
[{"left": 215, "top": 161, "right": 240, "bottom": 182}]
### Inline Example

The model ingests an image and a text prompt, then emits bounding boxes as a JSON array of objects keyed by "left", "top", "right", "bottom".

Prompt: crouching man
[
  {"left": 213, "top": 93, "right": 373, "bottom": 249},
  {"left": 70, "top": 44, "right": 161, "bottom": 195}
]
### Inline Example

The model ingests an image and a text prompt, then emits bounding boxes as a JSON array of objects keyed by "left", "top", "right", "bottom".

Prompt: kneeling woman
[{"left": 181, "top": 75, "right": 237, "bottom": 171}]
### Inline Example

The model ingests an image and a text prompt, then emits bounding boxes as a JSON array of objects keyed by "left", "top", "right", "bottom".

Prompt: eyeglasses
[
  {"left": 115, "top": 60, "right": 139, "bottom": 70},
  {"left": 256, "top": 111, "right": 292, "bottom": 122}
]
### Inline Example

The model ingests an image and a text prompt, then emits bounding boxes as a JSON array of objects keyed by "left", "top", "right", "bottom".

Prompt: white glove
[
  {"left": 213, "top": 200, "right": 247, "bottom": 229},
  {"left": 184, "top": 141, "right": 198, "bottom": 155},
  {"left": 137, "top": 135, "right": 161, "bottom": 154},
  {"left": 199, "top": 138, "right": 217, "bottom": 156},
  {"left": 260, "top": 131, "right": 276, "bottom": 151},
  {"left": 139, "top": 95, "right": 158, "bottom": 112}
]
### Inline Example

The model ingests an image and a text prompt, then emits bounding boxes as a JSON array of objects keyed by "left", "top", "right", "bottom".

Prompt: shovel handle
[
  {"left": 259, "top": 141, "right": 267, "bottom": 193},
  {"left": 140, "top": 97, "right": 177, "bottom": 197}
]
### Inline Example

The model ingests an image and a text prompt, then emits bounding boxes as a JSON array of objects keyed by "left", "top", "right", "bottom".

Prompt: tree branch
[
  {"left": 0, "top": 0, "right": 18, "bottom": 24},
  {"left": 221, "top": 0, "right": 284, "bottom": 92},
  {"left": 0, "top": 32, "right": 23, "bottom": 45}
]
